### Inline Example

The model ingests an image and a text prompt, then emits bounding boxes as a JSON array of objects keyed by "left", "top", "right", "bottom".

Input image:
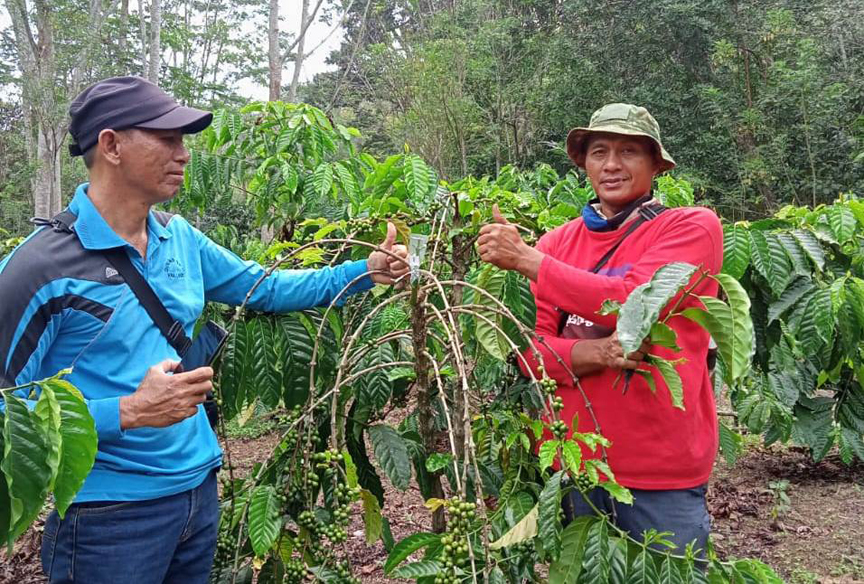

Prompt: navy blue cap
[{"left": 68, "top": 76, "right": 213, "bottom": 156}]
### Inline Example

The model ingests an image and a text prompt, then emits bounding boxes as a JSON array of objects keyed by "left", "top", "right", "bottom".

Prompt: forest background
[
  {"left": 1, "top": 1, "right": 864, "bottom": 582},
  {"left": 0, "top": 0, "right": 863, "bottom": 235}
]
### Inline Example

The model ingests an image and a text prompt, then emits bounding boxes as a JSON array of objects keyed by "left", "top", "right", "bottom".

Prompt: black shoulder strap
[
  {"left": 556, "top": 203, "right": 667, "bottom": 335},
  {"left": 103, "top": 248, "right": 192, "bottom": 357},
  {"left": 48, "top": 210, "right": 192, "bottom": 357},
  {"left": 32, "top": 210, "right": 79, "bottom": 232},
  {"left": 589, "top": 203, "right": 668, "bottom": 274}
]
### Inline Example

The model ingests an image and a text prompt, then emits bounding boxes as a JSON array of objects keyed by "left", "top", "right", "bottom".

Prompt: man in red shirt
[{"left": 478, "top": 103, "right": 722, "bottom": 552}]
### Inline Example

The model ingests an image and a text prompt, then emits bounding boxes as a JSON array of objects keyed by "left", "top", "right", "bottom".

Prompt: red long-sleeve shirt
[{"left": 521, "top": 207, "right": 723, "bottom": 489}]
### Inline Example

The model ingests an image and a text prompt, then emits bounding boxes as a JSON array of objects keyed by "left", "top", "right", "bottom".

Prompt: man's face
[
  {"left": 583, "top": 132, "right": 660, "bottom": 215},
  {"left": 119, "top": 128, "right": 190, "bottom": 203}
]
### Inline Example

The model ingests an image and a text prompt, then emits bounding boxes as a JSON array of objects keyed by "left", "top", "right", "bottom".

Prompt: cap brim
[
  {"left": 134, "top": 105, "right": 213, "bottom": 134},
  {"left": 566, "top": 125, "right": 675, "bottom": 172}
]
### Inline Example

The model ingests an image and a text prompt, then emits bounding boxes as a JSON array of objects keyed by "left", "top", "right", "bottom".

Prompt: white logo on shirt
[
  {"left": 105, "top": 266, "right": 119, "bottom": 279},
  {"left": 566, "top": 314, "right": 595, "bottom": 327}
]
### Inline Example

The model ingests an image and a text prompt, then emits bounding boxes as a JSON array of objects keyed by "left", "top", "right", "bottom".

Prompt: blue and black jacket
[{"left": 0, "top": 183, "right": 373, "bottom": 502}]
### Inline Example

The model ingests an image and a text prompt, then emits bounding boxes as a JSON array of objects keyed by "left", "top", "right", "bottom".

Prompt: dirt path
[{"left": 4, "top": 439, "right": 862, "bottom": 583}]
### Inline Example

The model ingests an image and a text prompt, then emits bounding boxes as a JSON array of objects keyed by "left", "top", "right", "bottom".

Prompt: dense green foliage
[
  {"left": 2, "top": 1, "right": 863, "bottom": 238},
  {"left": 0, "top": 100, "right": 776, "bottom": 580},
  {"left": 304, "top": 0, "right": 864, "bottom": 216},
  {"left": 0, "top": 371, "right": 97, "bottom": 552},
  {"left": 2, "top": 2, "right": 862, "bottom": 581},
  {"left": 4, "top": 98, "right": 862, "bottom": 581},
  {"left": 720, "top": 199, "right": 864, "bottom": 464},
  {"left": 177, "top": 102, "right": 772, "bottom": 582}
]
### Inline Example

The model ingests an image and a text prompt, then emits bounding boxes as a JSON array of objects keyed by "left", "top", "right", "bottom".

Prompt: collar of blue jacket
[{"left": 70, "top": 182, "right": 172, "bottom": 250}]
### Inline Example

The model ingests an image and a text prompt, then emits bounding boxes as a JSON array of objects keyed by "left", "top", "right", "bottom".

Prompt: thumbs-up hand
[
  {"left": 492, "top": 204, "right": 510, "bottom": 225},
  {"left": 478, "top": 204, "right": 544, "bottom": 281},
  {"left": 368, "top": 221, "right": 409, "bottom": 286},
  {"left": 381, "top": 221, "right": 397, "bottom": 249}
]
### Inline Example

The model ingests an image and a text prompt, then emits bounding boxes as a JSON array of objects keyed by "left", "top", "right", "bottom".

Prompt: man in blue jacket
[{"left": 0, "top": 77, "right": 408, "bottom": 584}]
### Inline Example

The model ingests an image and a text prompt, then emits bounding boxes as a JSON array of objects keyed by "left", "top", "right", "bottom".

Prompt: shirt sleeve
[
  {"left": 518, "top": 235, "right": 581, "bottom": 383},
  {"left": 533, "top": 210, "right": 723, "bottom": 329},
  {"left": 194, "top": 227, "right": 375, "bottom": 311},
  {"left": 0, "top": 258, "right": 125, "bottom": 443},
  {"left": 0, "top": 247, "right": 55, "bottom": 414},
  {"left": 87, "top": 397, "right": 125, "bottom": 442}
]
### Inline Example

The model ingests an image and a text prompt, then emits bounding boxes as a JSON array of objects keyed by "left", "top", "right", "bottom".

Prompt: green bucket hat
[{"left": 566, "top": 103, "right": 675, "bottom": 172}]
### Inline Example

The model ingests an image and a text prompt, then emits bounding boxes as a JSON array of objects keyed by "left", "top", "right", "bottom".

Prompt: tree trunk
[
  {"left": 29, "top": 1, "right": 63, "bottom": 218},
  {"left": 412, "top": 288, "right": 446, "bottom": 532},
  {"left": 33, "top": 123, "right": 63, "bottom": 218},
  {"left": 287, "top": 0, "right": 309, "bottom": 102},
  {"left": 148, "top": 0, "right": 161, "bottom": 82},
  {"left": 119, "top": 0, "right": 129, "bottom": 53},
  {"left": 138, "top": 0, "right": 148, "bottom": 73},
  {"left": 448, "top": 201, "right": 471, "bottom": 461},
  {"left": 7, "top": 0, "right": 119, "bottom": 220},
  {"left": 268, "top": 0, "right": 281, "bottom": 101}
]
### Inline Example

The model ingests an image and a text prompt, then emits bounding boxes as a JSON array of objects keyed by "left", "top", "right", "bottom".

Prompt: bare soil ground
[
  {"left": 4, "top": 437, "right": 862, "bottom": 584},
  {"left": 708, "top": 445, "right": 864, "bottom": 583}
]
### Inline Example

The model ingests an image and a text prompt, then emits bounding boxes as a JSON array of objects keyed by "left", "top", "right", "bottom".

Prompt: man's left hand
[
  {"left": 478, "top": 205, "right": 544, "bottom": 281},
  {"left": 368, "top": 222, "right": 409, "bottom": 285}
]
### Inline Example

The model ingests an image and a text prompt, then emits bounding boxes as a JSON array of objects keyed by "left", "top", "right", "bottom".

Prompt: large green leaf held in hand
[{"left": 617, "top": 262, "right": 698, "bottom": 355}]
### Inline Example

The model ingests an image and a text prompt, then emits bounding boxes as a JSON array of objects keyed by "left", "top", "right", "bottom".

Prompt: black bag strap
[
  {"left": 557, "top": 203, "right": 667, "bottom": 335},
  {"left": 103, "top": 248, "right": 192, "bottom": 356},
  {"left": 49, "top": 210, "right": 193, "bottom": 357},
  {"left": 589, "top": 203, "right": 667, "bottom": 274}
]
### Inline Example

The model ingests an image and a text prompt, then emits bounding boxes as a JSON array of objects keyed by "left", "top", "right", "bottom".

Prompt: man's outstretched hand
[
  {"left": 478, "top": 205, "right": 544, "bottom": 281},
  {"left": 368, "top": 222, "right": 410, "bottom": 285}
]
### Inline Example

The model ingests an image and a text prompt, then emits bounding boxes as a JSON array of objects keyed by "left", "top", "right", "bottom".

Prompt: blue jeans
[
  {"left": 41, "top": 470, "right": 219, "bottom": 584},
  {"left": 562, "top": 483, "right": 711, "bottom": 555}
]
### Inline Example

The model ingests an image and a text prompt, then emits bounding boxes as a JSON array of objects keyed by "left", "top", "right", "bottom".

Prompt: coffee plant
[
  {"left": 171, "top": 102, "right": 776, "bottom": 582},
  {"left": 0, "top": 102, "right": 793, "bottom": 583},
  {"left": 0, "top": 371, "right": 97, "bottom": 552},
  {"left": 719, "top": 197, "right": 864, "bottom": 464}
]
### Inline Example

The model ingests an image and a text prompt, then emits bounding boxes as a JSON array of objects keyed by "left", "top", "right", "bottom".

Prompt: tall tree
[
  {"left": 147, "top": 0, "right": 161, "bottom": 82},
  {"left": 287, "top": 0, "right": 310, "bottom": 102},
  {"left": 269, "top": 0, "right": 356, "bottom": 103},
  {"left": 268, "top": 0, "right": 281, "bottom": 100},
  {"left": 4, "top": 0, "right": 125, "bottom": 219},
  {"left": 7, "top": 0, "right": 62, "bottom": 219}
]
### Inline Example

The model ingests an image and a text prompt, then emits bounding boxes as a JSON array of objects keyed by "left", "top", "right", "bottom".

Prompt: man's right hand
[
  {"left": 569, "top": 332, "right": 651, "bottom": 377},
  {"left": 595, "top": 332, "right": 651, "bottom": 370},
  {"left": 120, "top": 360, "right": 213, "bottom": 429}
]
